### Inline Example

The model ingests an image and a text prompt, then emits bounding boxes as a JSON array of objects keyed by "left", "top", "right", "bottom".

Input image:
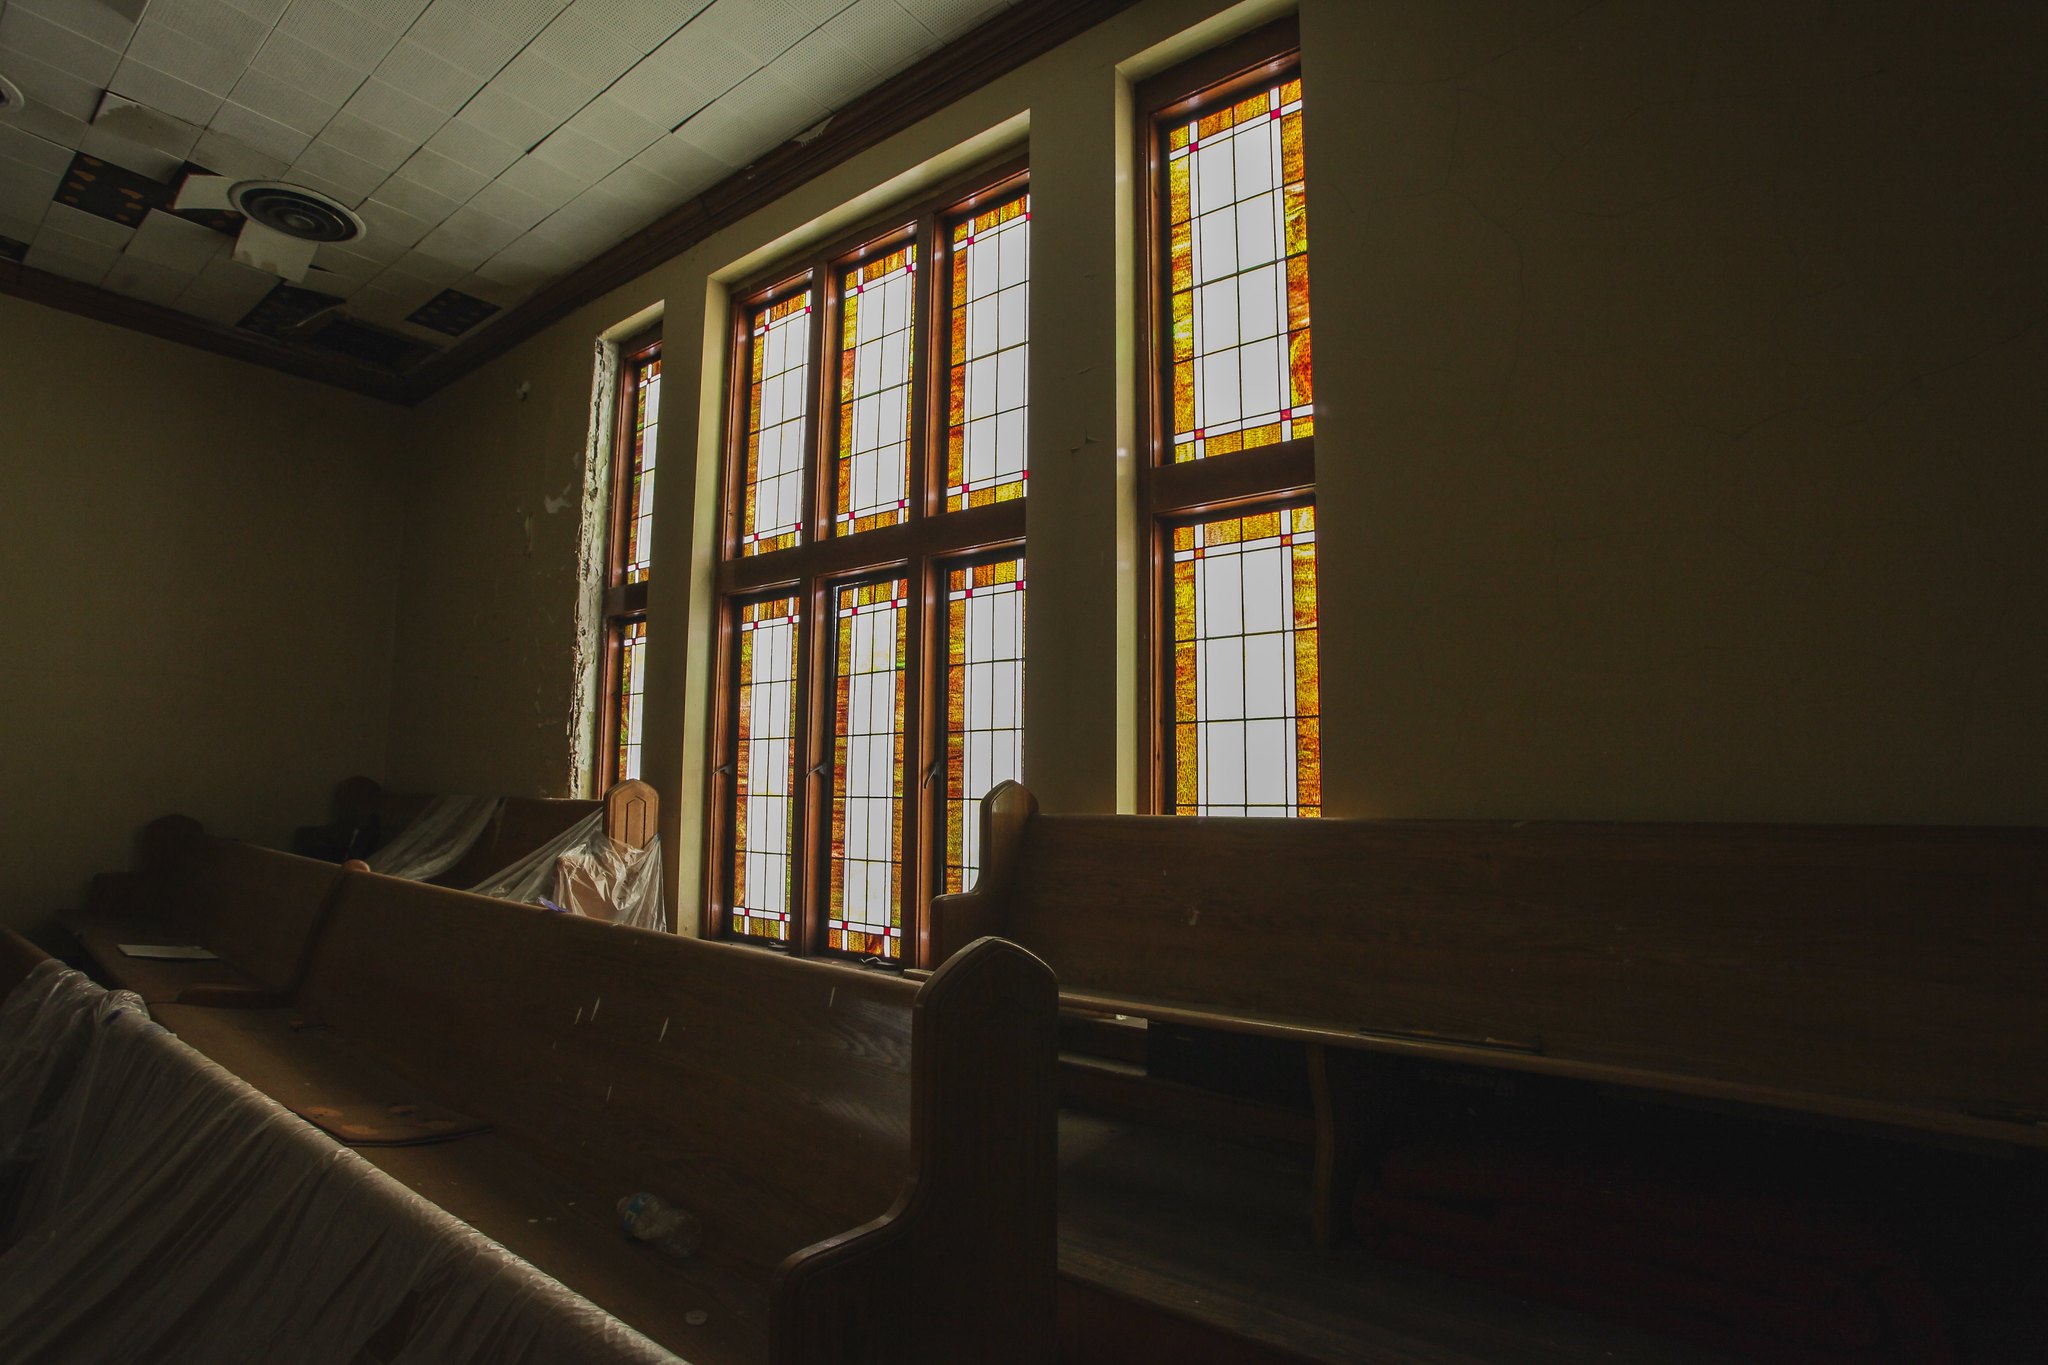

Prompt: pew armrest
[{"left": 926, "top": 782, "right": 1035, "bottom": 965}]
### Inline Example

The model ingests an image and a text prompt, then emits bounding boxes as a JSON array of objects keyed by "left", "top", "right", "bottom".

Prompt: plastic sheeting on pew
[
  {"left": 365, "top": 793, "right": 502, "bottom": 881},
  {"left": 469, "top": 811, "right": 666, "bottom": 932},
  {"left": 0, "top": 962, "right": 685, "bottom": 1365}
]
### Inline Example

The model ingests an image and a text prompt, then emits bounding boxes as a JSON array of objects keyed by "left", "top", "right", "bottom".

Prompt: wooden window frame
[
  {"left": 1136, "top": 17, "right": 1314, "bottom": 815},
  {"left": 705, "top": 158, "right": 1029, "bottom": 968},
  {"left": 600, "top": 327, "right": 661, "bottom": 793}
]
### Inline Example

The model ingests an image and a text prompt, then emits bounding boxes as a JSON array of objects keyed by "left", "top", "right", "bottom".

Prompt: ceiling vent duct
[
  {"left": 0, "top": 72, "right": 25, "bottom": 119},
  {"left": 173, "top": 175, "right": 367, "bottom": 283}
]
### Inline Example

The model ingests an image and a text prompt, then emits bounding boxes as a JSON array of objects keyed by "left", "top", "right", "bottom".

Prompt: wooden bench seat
[
  {"left": 935, "top": 783, "right": 2048, "bottom": 1249},
  {"left": 155, "top": 870, "right": 1060, "bottom": 1363},
  {"left": 64, "top": 818, "right": 346, "bottom": 1006}
]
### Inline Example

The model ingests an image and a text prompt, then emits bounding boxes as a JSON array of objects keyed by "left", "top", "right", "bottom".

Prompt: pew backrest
[
  {"left": 156, "top": 837, "right": 348, "bottom": 996},
  {"left": 934, "top": 783, "right": 2048, "bottom": 1144}
]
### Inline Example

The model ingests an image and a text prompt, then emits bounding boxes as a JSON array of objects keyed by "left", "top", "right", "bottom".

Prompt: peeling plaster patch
[{"left": 567, "top": 338, "right": 621, "bottom": 793}]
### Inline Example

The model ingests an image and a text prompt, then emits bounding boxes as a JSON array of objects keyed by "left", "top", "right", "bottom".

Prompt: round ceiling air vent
[
  {"left": 229, "top": 181, "right": 364, "bottom": 244},
  {"left": 0, "top": 72, "right": 25, "bottom": 119}
]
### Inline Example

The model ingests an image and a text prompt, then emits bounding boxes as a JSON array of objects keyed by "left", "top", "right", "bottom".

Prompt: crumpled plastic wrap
[
  {"left": 0, "top": 962, "right": 682, "bottom": 1365},
  {"left": 468, "top": 811, "right": 666, "bottom": 933},
  {"left": 365, "top": 793, "right": 502, "bottom": 881}
]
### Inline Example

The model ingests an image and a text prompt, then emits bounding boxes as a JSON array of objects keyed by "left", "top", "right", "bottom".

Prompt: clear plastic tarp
[
  {"left": 365, "top": 794, "right": 501, "bottom": 881},
  {"left": 468, "top": 811, "right": 666, "bottom": 933},
  {"left": 0, "top": 961, "right": 683, "bottom": 1365}
]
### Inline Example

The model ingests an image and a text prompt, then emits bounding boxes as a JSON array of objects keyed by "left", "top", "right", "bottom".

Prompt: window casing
[
  {"left": 709, "top": 165, "right": 1030, "bottom": 966},
  {"left": 1141, "top": 22, "right": 1321, "bottom": 818},
  {"left": 603, "top": 330, "right": 661, "bottom": 789}
]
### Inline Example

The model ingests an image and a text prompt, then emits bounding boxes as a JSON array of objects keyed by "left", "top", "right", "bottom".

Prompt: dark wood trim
[
  {"left": 405, "top": 2, "right": 1124, "bottom": 401},
  {"left": 717, "top": 498, "right": 1025, "bottom": 595},
  {"left": 0, "top": 259, "right": 412, "bottom": 403},
  {"left": 1133, "top": 15, "right": 1301, "bottom": 118},
  {"left": 598, "top": 329, "right": 661, "bottom": 796}
]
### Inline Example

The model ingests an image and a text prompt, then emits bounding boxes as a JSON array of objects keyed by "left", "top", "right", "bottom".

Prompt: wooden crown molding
[{"left": 0, "top": 0, "right": 1138, "bottom": 407}]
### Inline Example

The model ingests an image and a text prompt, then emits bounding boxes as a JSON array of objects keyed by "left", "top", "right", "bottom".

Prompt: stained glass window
[
  {"left": 1171, "top": 507, "right": 1320, "bottom": 817},
  {"left": 615, "top": 619, "right": 647, "bottom": 782},
  {"left": 837, "top": 247, "right": 918, "bottom": 536},
  {"left": 741, "top": 292, "right": 813, "bottom": 556},
  {"left": 732, "top": 594, "right": 801, "bottom": 941},
  {"left": 623, "top": 356, "right": 660, "bottom": 583},
  {"left": 945, "top": 558, "right": 1025, "bottom": 894},
  {"left": 947, "top": 196, "right": 1029, "bottom": 511},
  {"left": 1165, "top": 78, "right": 1312, "bottom": 461},
  {"left": 829, "top": 578, "right": 908, "bottom": 957}
]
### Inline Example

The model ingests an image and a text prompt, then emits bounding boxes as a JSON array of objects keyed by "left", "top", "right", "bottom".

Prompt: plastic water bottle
[{"left": 618, "top": 1192, "right": 702, "bottom": 1258}]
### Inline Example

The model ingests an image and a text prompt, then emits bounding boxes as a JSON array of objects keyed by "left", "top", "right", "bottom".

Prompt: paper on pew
[{"left": 117, "top": 943, "right": 220, "bottom": 960}]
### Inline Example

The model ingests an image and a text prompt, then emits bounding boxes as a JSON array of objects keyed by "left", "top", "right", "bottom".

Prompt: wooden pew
[
  {"left": 934, "top": 783, "right": 2048, "bottom": 1225},
  {"left": 381, "top": 779, "right": 658, "bottom": 888},
  {"left": 63, "top": 818, "right": 346, "bottom": 1007},
  {"left": 152, "top": 870, "right": 1059, "bottom": 1364}
]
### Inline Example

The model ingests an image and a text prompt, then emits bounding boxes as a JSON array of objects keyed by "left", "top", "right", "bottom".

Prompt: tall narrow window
[
  {"left": 708, "top": 167, "right": 1028, "bottom": 965},
  {"left": 603, "top": 330, "right": 661, "bottom": 787},
  {"left": 1144, "top": 24, "right": 1320, "bottom": 818}
]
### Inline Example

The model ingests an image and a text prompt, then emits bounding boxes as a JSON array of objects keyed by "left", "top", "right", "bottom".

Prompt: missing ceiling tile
[
  {"left": 238, "top": 281, "right": 344, "bottom": 338},
  {"left": 406, "top": 287, "right": 502, "bottom": 337},
  {"left": 303, "top": 317, "right": 437, "bottom": 369},
  {"left": 55, "top": 152, "right": 170, "bottom": 228},
  {"left": 0, "top": 236, "right": 28, "bottom": 263}
]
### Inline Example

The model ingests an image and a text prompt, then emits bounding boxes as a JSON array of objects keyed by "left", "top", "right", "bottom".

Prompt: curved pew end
[{"left": 773, "top": 936, "right": 1060, "bottom": 1365}]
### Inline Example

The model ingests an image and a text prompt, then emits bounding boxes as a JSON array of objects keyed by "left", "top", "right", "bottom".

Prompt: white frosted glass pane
[
  {"left": 1241, "top": 546, "right": 1286, "bottom": 633},
  {"left": 1197, "top": 555, "right": 1243, "bottom": 638},
  {"left": 1206, "top": 722, "right": 1246, "bottom": 805},
  {"left": 1244, "top": 633, "right": 1287, "bottom": 718},
  {"left": 1244, "top": 718, "right": 1289, "bottom": 805},
  {"left": 1193, "top": 139, "right": 1235, "bottom": 215},
  {"left": 966, "top": 415, "right": 997, "bottom": 481},
  {"left": 1195, "top": 208, "right": 1237, "bottom": 284},
  {"left": 1203, "top": 637, "right": 1244, "bottom": 716},
  {"left": 1235, "top": 196, "right": 1276, "bottom": 269},
  {"left": 1197, "top": 279, "right": 1237, "bottom": 354},
  {"left": 1238, "top": 262, "right": 1281, "bottom": 342},
  {"left": 996, "top": 409, "right": 1025, "bottom": 476},
  {"left": 997, "top": 218, "right": 1027, "bottom": 284},
  {"left": 996, "top": 347, "right": 1026, "bottom": 410},
  {"left": 970, "top": 289, "right": 998, "bottom": 359},
  {"left": 967, "top": 355, "right": 996, "bottom": 416},
  {"left": 1240, "top": 336, "right": 1282, "bottom": 416},
  {"left": 998, "top": 284, "right": 1026, "bottom": 349},
  {"left": 1234, "top": 121, "right": 1274, "bottom": 196}
]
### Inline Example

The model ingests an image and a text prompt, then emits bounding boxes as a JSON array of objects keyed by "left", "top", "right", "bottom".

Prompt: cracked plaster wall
[
  {"left": 0, "top": 294, "right": 406, "bottom": 928},
  {"left": 383, "top": 0, "right": 2048, "bottom": 930}
]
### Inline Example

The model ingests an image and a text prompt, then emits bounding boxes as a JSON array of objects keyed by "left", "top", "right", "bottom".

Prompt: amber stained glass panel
[
  {"left": 946, "top": 196, "right": 1029, "bottom": 511},
  {"left": 1164, "top": 78, "right": 1312, "bottom": 460},
  {"left": 624, "top": 356, "right": 660, "bottom": 583},
  {"left": 731, "top": 595, "right": 801, "bottom": 940},
  {"left": 828, "top": 578, "right": 908, "bottom": 956},
  {"left": 836, "top": 248, "right": 917, "bottom": 536},
  {"left": 1171, "top": 507, "right": 1320, "bottom": 817},
  {"left": 945, "top": 558, "right": 1025, "bottom": 893},
  {"left": 615, "top": 618, "right": 647, "bottom": 782},
  {"left": 741, "top": 293, "right": 812, "bottom": 555}
]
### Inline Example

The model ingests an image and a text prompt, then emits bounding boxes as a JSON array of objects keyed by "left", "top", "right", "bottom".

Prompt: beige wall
[
  {"left": 0, "top": 294, "right": 404, "bottom": 929},
  {"left": 387, "top": 0, "right": 2048, "bottom": 929}
]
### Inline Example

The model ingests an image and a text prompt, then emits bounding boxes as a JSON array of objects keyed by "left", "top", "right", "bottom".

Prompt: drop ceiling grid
[{"left": 0, "top": 0, "right": 1026, "bottom": 359}]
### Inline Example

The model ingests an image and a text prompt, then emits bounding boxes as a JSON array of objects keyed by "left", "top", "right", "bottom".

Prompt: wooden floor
[{"left": 1057, "top": 1112, "right": 1741, "bottom": 1365}]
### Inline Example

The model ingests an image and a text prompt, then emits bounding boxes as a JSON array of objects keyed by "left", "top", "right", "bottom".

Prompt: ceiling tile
[
  {"left": 374, "top": 39, "right": 489, "bottom": 118},
  {"left": 688, "top": 0, "right": 816, "bottom": 68},
  {"left": 565, "top": 0, "right": 713, "bottom": 55},
  {"left": 473, "top": 229, "right": 581, "bottom": 289},
  {"left": 190, "top": 128, "right": 290, "bottom": 181},
  {"left": 300, "top": 262, "right": 365, "bottom": 298},
  {"left": 528, "top": 201, "right": 617, "bottom": 256},
  {"left": 6, "top": 0, "right": 143, "bottom": 52},
  {"left": 590, "top": 160, "right": 682, "bottom": 219},
  {"left": 530, "top": 124, "right": 618, "bottom": 183},
  {"left": 524, "top": 8, "right": 643, "bottom": 89},
  {"left": 455, "top": 87, "right": 559, "bottom": 153},
  {"left": 403, "top": 4, "right": 528, "bottom": 81},
  {"left": 126, "top": 207, "right": 228, "bottom": 271},
  {"left": 25, "top": 231, "right": 118, "bottom": 285},
  {"left": 77, "top": 124, "right": 190, "bottom": 182},
  {"left": 342, "top": 78, "right": 449, "bottom": 143},
  {"left": 223, "top": 0, "right": 295, "bottom": 20},
  {"left": 491, "top": 51, "right": 602, "bottom": 126},
  {"left": 291, "top": 139, "right": 390, "bottom": 204},
  {"left": 773, "top": 28, "right": 882, "bottom": 112},
  {"left": 104, "top": 253, "right": 194, "bottom": 307},
  {"left": 445, "top": 0, "right": 573, "bottom": 47},
  {"left": 391, "top": 145, "right": 491, "bottom": 202},
  {"left": 627, "top": 132, "right": 735, "bottom": 191},
  {"left": 413, "top": 226, "right": 498, "bottom": 272},
  {"left": 227, "top": 68, "right": 346, "bottom": 137},
  {"left": 276, "top": 0, "right": 407, "bottom": 74},
  {"left": 369, "top": 171, "right": 461, "bottom": 224},
  {"left": 826, "top": 0, "right": 938, "bottom": 74},
  {"left": 312, "top": 241, "right": 388, "bottom": 280},
  {"left": 108, "top": 59, "right": 226, "bottom": 128},
  {"left": 0, "top": 169, "right": 62, "bottom": 226},
  {"left": 207, "top": 101, "right": 318, "bottom": 164},
  {"left": 179, "top": 255, "right": 289, "bottom": 323},
  {"left": 0, "top": 47, "right": 105, "bottom": 124},
  {"left": 465, "top": 179, "right": 551, "bottom": 230},
  {"left": 640, "top": 27, "right": 756, "bottom": 116},
  {"left": 384, "top": 248, "right": 469, "bottom": 288},
  {"left": 321, "top": 111, "right": 421, "bottom": 175},
  {"left": 494, "top": 151, "right": 588, "bottom": 205},
  {"left": 45, "top": 200, "right": 138, "bottom": 250},
  {"left": 125, "top": 22, "right": 262, "bottom": 98},
  {"left": 561, "top": 97, "right": 666, "bottom": 162},
  {"left": 0, "top": 122, "right": 82, "bottom": 178},
  {"left": 423, "top": 117, "right": 524, "bottom": 178},
  {"left": 354, "top": 195, "right": 435, "bottom": 251},
  {"left": 249, "top": 33, "right": 371, "bottom": 108},
  {"left": 0, "top": 8, "right": 123, "bottom": 86},
  {"left": 604, "top": 55, "right": 718, "bottom": 130},
  {"left": 336, "top": 0, "right": 436, "bottom": 30},
  {"left": 435, "top": 204, "right": 524, "bottom": 253}
]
